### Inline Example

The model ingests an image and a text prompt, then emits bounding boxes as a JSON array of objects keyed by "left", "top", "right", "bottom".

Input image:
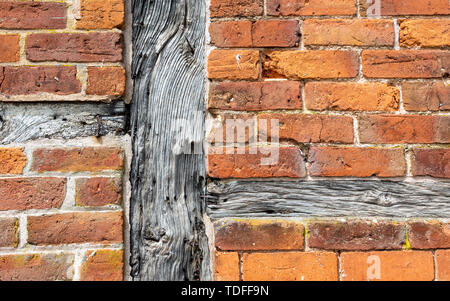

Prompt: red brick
[
  {"left": 243, "top": 252, "right": 338, "bottom": 281},
  {"left": 436, "top": 250, "right": 450, "bottom": 281},
  {"left": 208, "top": 147, "right": 305, "bottom": 178},
  {"left": 362, "top": 50, "right": 449, "bottom": 78},
  {"left": 267, "top": 0, "right": 356, "bottom": 16},
  {"left": 359, "top": 115, "right": 450, "bottom": 144},
  {"left": 0, "top": 66, "right": 81, "bottom": 95},
  {"left": 0, "top": 2, "right": 66, "bottom": 29},
  {"left": 308, "top": 147, "right": 406, "bottom": 177},
  {"left": 209, "top": 81, "right": 302, "bottom": 111},
  {"left": 308, "top": 221, "right": 405, "bottom": 251},
  {"left": 257, "top": 113, "right": 354, "bottom": 143},
  {"left": 75, "top": 177, "right": 122, "bottom": 207},
  {"left": 0, "top": 218, "right": 18, "bottom": 248},
  {"left": 360, "top": 0, "right": 450, "bottom": 16},
  {"left": 303, "top": 19, "right": 394, "bottom": 46},
  {"left": 252, "top": 20, "right": 300, "bottom": 47},
  {"left": 0, "top": 253, "right": 74, "bottom": 281},
  {"left": 31, "top": 147, "right": 123, "bottom": 173},
  {"left": 80, "top": 249, "right": 123, "bottom": 281},
  {"left": 0, "top": 148, "right": 27, "bottom": 175},
  {"left": 208, "top": 113, "right": 255, "bottom": 144},
  {"left": 263, "top": 51, "right": 358, "bottom": 79},
  {"left": 0, "top": 178, "right": 66, "bottom": 211},
  {"left": 409, "top": 221, "right": 450, "bottom": 249},
  {"left": 402, "top": 82, "right": 450, "bottom": 111},
  {"left": 77, "top": 0, "right": 124, "bottom": 30},
  {"left": 210, "top": 0, "right": 263, "bottom": 18},
  {"left": 412, "top": 149, "right": 449, "bottom": 178},
  {"left": 28, "top": 211, "right": 123, "bottom": 245},
  {"left": 305, "top": 82, "right": 399, "bottom": 112},
  {"left": 86, "top": 67, "right": 126, "bottom": 96},
  {"left": 400, "top": 19, "right": 450, "bottom": 48},
  {"left": 208, "top": 50, "right": 260, "bottom": 80},
  {"left": 0, "top": 35, "right": 20, "bottom": 63},
  {"left": 26, "top": 33, "right": 123, "bottom": 63},
  {"left": 209, "top": 21, "right": 252, "bottom": 48},
  {"left": 215, "top": 219, "right": 304, "bottom": 251},
  {"left": 340, "top": 251, "right": 434, "bottom": 281},
  {"left": 215, "top": 252, "right": 240, "bottom": 281}
]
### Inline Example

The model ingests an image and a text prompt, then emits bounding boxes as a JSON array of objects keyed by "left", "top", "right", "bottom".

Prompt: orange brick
[
  {"left": 362, "top": 50, "right": 449, "bottom": 78},
  {"left": 409, "top": 221, "right": 450, "bottom": 249},
  {"left": 257, "top": 113, "right": 354, "bottom": 143},
  {"left": 209, "top": 81, "right": 302, "bottom": 111},
  {"left": 0, "top": 217, "right": 18, "bottom": 248},
  {"left": 359, "top": 115, "right": 449, "bottom": 144},
  {"left": 303, "top": 19, "right": 394, "bottom": 46},
  {"left": 412, "top": 149, "right": 449, "bottom": 179},
  {"left": 360, "top": 0, "right": 450, "bottom": 16},
  {"left": 403, "top": 82, "right": 450, "bottom": 111},
  {"left": 208, "top": 50, "right": 260, "bottom": 80},
  {"left": 214, "top": 219, "right": 304, "bottom": 251},
  {"left": 340, "top": 251, "right": 434, "bottom": 281},
  {"left": 215, "top": 252, "right": 240, "bottom": 281},
  {"left": 252, "top": 20, "right": 300, "bottom": 47},
  {"left": 0, "top": 35, "right": 19, "bottom": 62},
  {"left": 210, "top": 0, "right": 263, "bottom": 18},
  {"left": 243, "top": 252, "right": 338, "bottom": 281},
  {"left": 86, "top": 67, "right": 126, "bottom": 96},
  {"left": 80, "top": 249, "right": 123, "bottom": 281},
  {"left": 209, "top": 21, "right": 252, "bottom": 48},
  {"left": 0, "top": 148, "right": 27, "bottom": 175},
  {"left": 263, "top": 50, "right": 358, "bottom": 79},
  {"left": 208, "top": 147, "right": 305, "bottom": 179},
  {"left": 436, "top": 250, "right": 450, "bottom": 281},
  {"left": 76, "top": 0, "right": 124, "bottom": 29},
  {"left": 31, "top": 147, "right": 123, "bottom": 173},
  {"left": 0, "top": 253, "right": 74, "bottom": 281},
  {"left": 400, "top": 19, "right": 450, "bottom": 48},
  {"left": 305, "top": 82, "right": 399, "bottom": 112},
  {"left": 308, "top": 147, "right": 406, "bottom": 177},
  {"left": 27, "top": 211, "right": 123, "bottom": 245},
  {"left": 267, "top": 0, "right": 356, "bottom": 16}
]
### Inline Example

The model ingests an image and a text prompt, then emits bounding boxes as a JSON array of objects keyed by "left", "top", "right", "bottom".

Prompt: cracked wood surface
[
  {"left": 129, "top": 0, "right": 210, "bottom": 280},
  {"left": 207, "top": 180, "right": 450, "bottom": 218},
  {"left": 0, "top": 102, "right": 127, "bottom": 144}
]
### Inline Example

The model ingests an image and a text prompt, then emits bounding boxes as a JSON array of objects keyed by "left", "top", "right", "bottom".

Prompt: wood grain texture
[
  {"left": 129, "top": 0, "right": 210, "bottom": 280},
  {"left": 0, "top": 102, "right": 127, "bottom": 144},
  {"left": 207, "top": 180, "right": 450, "bottom": 218}
]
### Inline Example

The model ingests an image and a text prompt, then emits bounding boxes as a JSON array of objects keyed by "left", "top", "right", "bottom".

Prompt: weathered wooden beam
[
  {"left": 207, "top": 180, "right": 450, "bottom": 218},
  {"left": 129, "top": 0, "right": 210, "bottom": 280},
  {"left": 0, "top": 102, "right": 127, "bottom": 144}
]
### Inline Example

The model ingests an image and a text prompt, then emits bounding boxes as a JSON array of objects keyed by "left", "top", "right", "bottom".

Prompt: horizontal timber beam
[
  {"left": 207, "top": 180, "right": 450, "bottom": 218},
  {"left": 0, "top": 102, "right": 127, "bottom": 144}
]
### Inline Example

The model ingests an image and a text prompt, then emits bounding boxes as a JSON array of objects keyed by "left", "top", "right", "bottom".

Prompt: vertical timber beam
[{"left": 129, "top": 0, "right": 210, "bottom": 280}]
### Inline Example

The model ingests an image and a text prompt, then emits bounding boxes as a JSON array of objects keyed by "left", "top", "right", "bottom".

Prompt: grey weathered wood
[
  {"left": 207, "top": 180, "right": 450, "bottom": 218},
  {"left": 129, "top": 0, "right": 210, "bottom": 280},
  {"left": 0, "top": 102, "right": 127, "bottom": 144}
]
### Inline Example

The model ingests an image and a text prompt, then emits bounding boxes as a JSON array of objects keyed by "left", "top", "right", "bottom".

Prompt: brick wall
[
  {"left": 208, "top": 0, "right": 449, "bottom": 281},
  {"left": 0, "top": 140, "right": 126, "bottom": 280},
  {"left": 0, "top": 0, "right": 127, "bottom": 281},
  {"left": 0, "top": 0, "right": 126, "bottom": 101}
]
